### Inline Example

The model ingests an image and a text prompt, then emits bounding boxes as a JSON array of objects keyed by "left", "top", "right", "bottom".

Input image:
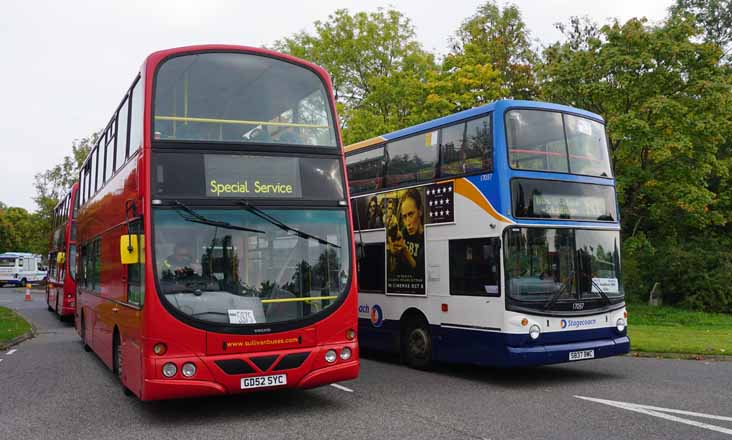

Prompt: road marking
[
  {"left": 6, "top": 349, "right": 16, "bottom": 355},
  {"left": 330, "top": 383, "right": 354, "bottom": 393},
  {"left": 576, "top": 396, "right": 732, "bottom": 436}
]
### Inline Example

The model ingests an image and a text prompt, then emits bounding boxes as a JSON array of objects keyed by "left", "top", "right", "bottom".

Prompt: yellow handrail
[
  {"left": 260, "top": 295, "right": 338, "bottom": 304},
  {"left": 154, "top": 115, "right": 328, "bottom": 129}
]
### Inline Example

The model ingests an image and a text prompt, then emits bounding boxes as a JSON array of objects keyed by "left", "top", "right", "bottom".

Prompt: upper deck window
[
  {"left": 346, "top": 147, "right": 384, "bottom": 194},
  {"left": 385, "top": 130, "right": 438, "bottom": 186},
  {"left": 506, "top": 109, "right": 612, "bottom": 178},
  {"left": 153, "top": 52, "right": 337, "bottom": 147}
]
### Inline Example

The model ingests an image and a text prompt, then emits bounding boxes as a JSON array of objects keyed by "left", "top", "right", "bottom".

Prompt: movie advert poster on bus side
[{"left": 352, "top": 181, "right": 454, "bottom": 295}]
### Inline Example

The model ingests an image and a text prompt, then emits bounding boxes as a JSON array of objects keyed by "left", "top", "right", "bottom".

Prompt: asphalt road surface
[{"left": 1, "top": 286, "right": 731, "bottom": 440}]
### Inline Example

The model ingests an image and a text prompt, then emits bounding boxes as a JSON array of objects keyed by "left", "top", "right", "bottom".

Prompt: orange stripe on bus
[
  {"left": 344, "top": 136, "right": 386, "bottom": 153},
  {"left": 453, "top": 178, "right": 513, "bottom": 224}
]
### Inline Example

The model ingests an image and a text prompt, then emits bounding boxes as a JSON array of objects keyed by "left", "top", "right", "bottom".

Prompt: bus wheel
[
  {"left": 402, "top": 317, "right": 432, "bottom": 370},
  {"left": 47, "top": 291, "right": 53, "bottom": 312},
  {"left": 55, "top": 294, "right": 61, "bottom": 319},
  {"left": 113, "top": 332, "right": 133, "bottom": 396},
  {"left": 20, "top": 278, "right": 27, "bottom": 287},
  {"left": 81, "top": 315, "right": 91, "bottom": 352}
]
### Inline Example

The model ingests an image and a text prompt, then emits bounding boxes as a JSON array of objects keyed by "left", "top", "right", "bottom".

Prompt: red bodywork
[
  {"left": 74, "top": 45, "right": 359, "bottom": 400},
  {"left": 47, "top": 183, "right": 78, "bottom": 318}
]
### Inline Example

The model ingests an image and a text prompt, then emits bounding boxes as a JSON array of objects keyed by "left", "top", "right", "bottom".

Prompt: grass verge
[
  {"left": 627, "top": 304, "right": 732, "bottom": 357},
  {"left": 0, "top": 306, "right": 32, "bottom": 345}
]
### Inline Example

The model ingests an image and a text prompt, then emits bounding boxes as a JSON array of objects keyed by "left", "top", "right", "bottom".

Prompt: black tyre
[
  {"left": 20, "top": 278, "right": 27, "bottom": 287},
  {"left": 81, "top": 314, "right": 91, "bottom": 352},
  {"left": 402, "top": 317, "right": 433, "bottom": 370},
  {"left": 47, "top": 291, "right": 53, "bottom": 312}
]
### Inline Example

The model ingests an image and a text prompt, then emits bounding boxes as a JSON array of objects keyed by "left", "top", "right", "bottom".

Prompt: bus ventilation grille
[
  {"left": 273, "top": 352, "right": 310, "bottom": 371},
  {"left": 214, "top": 359, "right": 256, "bottom": 375}
]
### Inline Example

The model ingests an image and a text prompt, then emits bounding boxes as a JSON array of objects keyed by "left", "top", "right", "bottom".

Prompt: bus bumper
[
  {"left": 504, "top": 335, "right": 630, "bottom": 367},
  {"left": 139, "top": 344, "right": 359, "bottom": 401}
]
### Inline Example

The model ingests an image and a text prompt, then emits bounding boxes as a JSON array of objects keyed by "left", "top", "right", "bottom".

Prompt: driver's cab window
[{"left": 128, "top": 220, "right": 144, "bottom": 306}]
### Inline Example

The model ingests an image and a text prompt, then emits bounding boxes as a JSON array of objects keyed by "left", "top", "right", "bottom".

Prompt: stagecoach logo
[
  {"left": 370, "top": 304, "right": 384, "bottom": 328},
  {"left": 560, "top": 319, "right": 597, "bottom": 329}
]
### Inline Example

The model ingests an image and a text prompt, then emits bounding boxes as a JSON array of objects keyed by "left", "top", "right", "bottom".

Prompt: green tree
[
  {"left": 541, "top": 15, "right": 732, "bottom": 309},
  {"left": 274, "top": 8, "right": 439, "bottom": 144},
  {"left": 0, "top": 206, "right": 42, "bottom": 254},
  {"left": 671, "top": 0, "right": 732, "bottom": 54},
  {"left": 448, "top": 1, "right": 539, "bottom": 100}
]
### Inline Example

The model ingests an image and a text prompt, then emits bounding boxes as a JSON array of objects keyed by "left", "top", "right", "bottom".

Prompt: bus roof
[{"left": 344, "top": 99, "right": 604, "bottom": 154}]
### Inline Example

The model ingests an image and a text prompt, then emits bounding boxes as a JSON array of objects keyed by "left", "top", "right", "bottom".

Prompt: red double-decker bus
[
  {"left": 47, "top": 183, "right": 79, "bottom": 320},
  {"left": 75, "top": 45, "right": 358, "bottom": 400}
]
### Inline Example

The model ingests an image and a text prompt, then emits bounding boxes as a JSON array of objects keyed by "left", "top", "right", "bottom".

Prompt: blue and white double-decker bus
[{"left": 345, "top": 100, "right": 629, "bottom": 368}]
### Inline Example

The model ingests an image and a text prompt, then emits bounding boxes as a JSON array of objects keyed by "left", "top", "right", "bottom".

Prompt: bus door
[{"left": 119, "top": 219, "right": 144, "bottom": 394}]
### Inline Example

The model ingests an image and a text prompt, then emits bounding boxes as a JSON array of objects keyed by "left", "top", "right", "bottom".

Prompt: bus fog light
[
  {"left": 616, "top": 318, "right": 626, "bottom": 332},
  {"left": 181, "top": 362, "right": 197, "bottom": 377},
  {"left": 529, "top": 324, "right": 541, "bottom": 340},
  {"left": 340, "top": 347, "right": 352, "bottom": 361},
  {"left": 325, "top": 349, "right": 337, "bottom": 363},
  {"left": 162, "top": 362, "right": 177, "bottom": 378}
]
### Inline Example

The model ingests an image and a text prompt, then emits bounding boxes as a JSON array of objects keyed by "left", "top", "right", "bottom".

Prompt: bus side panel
[
  {"left": 358, "top": 318, "right": 400, "bottom": 353},
  {"left": 77, "top": 149, "right": 142, "bottom": 371},
  {"left": 431, "top": 326, "right": 507, "bottom": 365}
]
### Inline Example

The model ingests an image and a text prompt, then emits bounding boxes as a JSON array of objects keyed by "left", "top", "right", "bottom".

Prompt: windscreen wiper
[
  {"left": 588, "top": 277, "right": 612, "bottom": 305},
  {"left": 544, "top": 270, "right": 575, "bottom": 311},
  {"left": 174, "top": 201, "right": 264, "bottom": 234},
  {"left": 237, "top": 201, "right": 340, "bottom": 248}
]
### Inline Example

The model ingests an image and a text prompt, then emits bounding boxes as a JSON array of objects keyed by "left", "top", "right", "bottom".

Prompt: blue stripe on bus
[
  {"left": 380, "top": 99, "right": 603, "bottom": 143},
  {"left": 359, "top": 318, "right": 630, "bottom": 367}
]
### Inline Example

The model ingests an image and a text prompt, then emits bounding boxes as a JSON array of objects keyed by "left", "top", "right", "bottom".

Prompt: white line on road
[
  {"left": 576, "top": 395, "right": 732, "bottom": 436},
  {"left": 6, "top": 349, "right": 16, "bottom": 355},
  {"left": 0, "top": 359, "right": 3, "bottom": 363},
  {"left": 330, "top": 383, "right": 354, "bottom": 393}
]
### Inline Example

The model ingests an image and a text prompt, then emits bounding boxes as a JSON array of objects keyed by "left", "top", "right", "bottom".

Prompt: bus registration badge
[
  {"left": 241, "top": 374, "right": 287, "bottom": 389},
  {"left": 568, "top": 350, "right": 594, "bottom": 361}
]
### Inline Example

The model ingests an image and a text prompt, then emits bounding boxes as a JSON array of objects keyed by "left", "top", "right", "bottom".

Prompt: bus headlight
[
  {"left": 181, "top": 362, "right": 197, "bottom": 377},
  {"left": 325, "top": 349, "right": 337, "bottom": 363},
  {"left": 529, "top": 324, "right": 541, "bottom": 340},
  {"left": 616, "top": 318, "right": 627, "bottom": 333},
  {"left": 340, "top": 347, "right": 352, "bottom": 361},
  {"left": 162, "top": 362, "right": 177, "bottom": 378}
]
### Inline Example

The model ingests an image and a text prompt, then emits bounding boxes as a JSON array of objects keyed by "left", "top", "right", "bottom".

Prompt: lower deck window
[
  {"left": 358, "top": 243, "right": 385, "bottom": 293},
  {"left": 449, "top": 238, "right": 500, "bottom": 296}
]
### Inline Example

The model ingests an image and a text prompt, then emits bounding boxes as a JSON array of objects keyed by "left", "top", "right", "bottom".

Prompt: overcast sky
[{"left": 0, "top": 0, "right": 671, "bottom": 210}]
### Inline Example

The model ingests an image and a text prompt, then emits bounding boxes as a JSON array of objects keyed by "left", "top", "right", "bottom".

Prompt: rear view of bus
[
  {"left": 75, "top": 46, "right": 358, "bottom": 400},
  {"left": 347, "top": 100, "right": 628, "bottom": 368},
  {"left": 46, "top": 183, "right": 79, "bottom": 319}
]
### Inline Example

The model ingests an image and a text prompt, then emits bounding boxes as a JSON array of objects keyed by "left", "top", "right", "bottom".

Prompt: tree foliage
[
  {"left": 448, "top": 1, "right": 539, "bottom": 100},
  {"left": 671, "top": 0, "right": 732, "bottom": 55},
  {"left": 0, "top": 206, "right": 45, "bottom": 254}
]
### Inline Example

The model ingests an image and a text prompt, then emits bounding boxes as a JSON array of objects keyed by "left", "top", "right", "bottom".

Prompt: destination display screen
[
  {"left": 151, "top": 152, "right": 344, "bottom": 201},
  {"left": 511, "top": 178, "right": 617, "bottom": 221},
  {"left": 204, "top": 155, "right": 302, "bottom": 198}
]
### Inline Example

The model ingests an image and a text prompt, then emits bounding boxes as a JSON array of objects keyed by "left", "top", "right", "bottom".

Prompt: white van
[{"left": 0, "top": 252, "right": 47, "bottom": 287}]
